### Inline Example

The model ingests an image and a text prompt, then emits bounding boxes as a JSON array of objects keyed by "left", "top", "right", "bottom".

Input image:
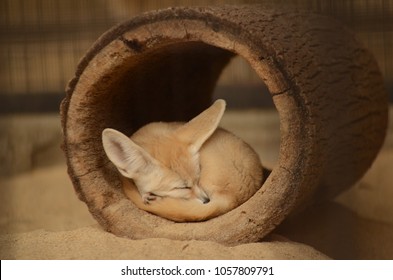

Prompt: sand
[
  {"left": 0, "top": 225, "right": 330, "bottom": 260},
  {"left": 1, "top": 108, "right": 392, "bottom": 259}
]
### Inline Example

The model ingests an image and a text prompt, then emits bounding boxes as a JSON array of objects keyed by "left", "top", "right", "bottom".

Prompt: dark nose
[{"left": 203, "top": 197, "right": 210, "bottom": 204}]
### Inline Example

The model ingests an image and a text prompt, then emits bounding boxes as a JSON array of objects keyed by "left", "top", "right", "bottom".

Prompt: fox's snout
[
  {"left": 202, "top": 196, "right": 210, "bottom": 204},
  {"left": 194, "top": 186, "right": 210, "bottom": 204}
]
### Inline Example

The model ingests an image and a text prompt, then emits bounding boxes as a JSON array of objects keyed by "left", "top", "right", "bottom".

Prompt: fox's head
[{"left": 102, "top": 99, "right": 226, "bottom": 205}]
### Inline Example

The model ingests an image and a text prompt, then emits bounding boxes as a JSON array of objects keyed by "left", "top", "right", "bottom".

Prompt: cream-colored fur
[{"left": 102, "top": 99, "right": 263, "bottom": 222}]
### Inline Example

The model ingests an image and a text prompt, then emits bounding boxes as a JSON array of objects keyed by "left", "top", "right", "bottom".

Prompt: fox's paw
[{"left": 142, "top": 192, "right": 160, "bottom": 204}]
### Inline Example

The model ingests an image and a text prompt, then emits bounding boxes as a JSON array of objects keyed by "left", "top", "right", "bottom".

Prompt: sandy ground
[{"left": 0, "top": 108, "right": 392, "bottom": 259}]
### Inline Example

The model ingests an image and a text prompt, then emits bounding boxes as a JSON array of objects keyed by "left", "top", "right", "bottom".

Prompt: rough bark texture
[{"left": 60, "top": 5, "right": 388, "bottom": 245}]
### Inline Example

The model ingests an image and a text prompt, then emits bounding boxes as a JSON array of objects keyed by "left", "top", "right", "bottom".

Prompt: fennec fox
[{"left": 102, "top": 99, "right": 263, "bottom": 222}]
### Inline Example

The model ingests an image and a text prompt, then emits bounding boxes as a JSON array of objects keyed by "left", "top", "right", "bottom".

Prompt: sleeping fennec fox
[{"left": 102, "top": 99, "right": 263, "bottom": 222}]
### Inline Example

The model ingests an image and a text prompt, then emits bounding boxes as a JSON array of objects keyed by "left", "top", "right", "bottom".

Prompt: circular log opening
[{"left": 61, "top": 6, "right": 388, "bottom": 245}]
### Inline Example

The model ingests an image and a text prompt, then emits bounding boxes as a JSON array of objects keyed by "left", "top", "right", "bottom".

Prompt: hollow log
[{"left": 60, "top": 5, "right": 388, "bottom": 245}]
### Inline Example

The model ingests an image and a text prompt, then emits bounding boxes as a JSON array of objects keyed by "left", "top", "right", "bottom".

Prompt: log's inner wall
[{"left": 108, "top": 42, "right": 235, "bottom": 134}]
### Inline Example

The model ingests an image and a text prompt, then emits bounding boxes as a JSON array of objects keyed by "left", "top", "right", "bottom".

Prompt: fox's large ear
[
  {"left": 102, "top": 128, "right": 155, "bottom": 178},
  {"left": 176, "top": 99, "right": 226, "bottom": 152}
]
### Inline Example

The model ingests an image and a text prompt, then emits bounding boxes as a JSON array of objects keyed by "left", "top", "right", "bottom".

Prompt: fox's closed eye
[
  {"left": 176, "top": 186, "right": 191, "bottom": 190},
  {"left": 176, "top": 183, "right": 191, "bottom": 190}
]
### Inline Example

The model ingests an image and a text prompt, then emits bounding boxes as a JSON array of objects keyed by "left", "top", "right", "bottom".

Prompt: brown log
[{"left": 60, "top": 5, "right": 388, "bottom": 245}]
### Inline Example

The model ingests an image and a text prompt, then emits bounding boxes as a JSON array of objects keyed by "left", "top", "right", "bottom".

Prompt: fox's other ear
[
  {"left": 102, "top": 128, "right": 155, "bottom": 178},
  {"left": 176, "top": 99, "right": 226, "bottom": 152}
]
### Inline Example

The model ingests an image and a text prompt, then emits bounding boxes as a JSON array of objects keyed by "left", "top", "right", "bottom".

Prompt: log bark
[{"left": 60, "top": 5, "right": 388, "bottom": 245}]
